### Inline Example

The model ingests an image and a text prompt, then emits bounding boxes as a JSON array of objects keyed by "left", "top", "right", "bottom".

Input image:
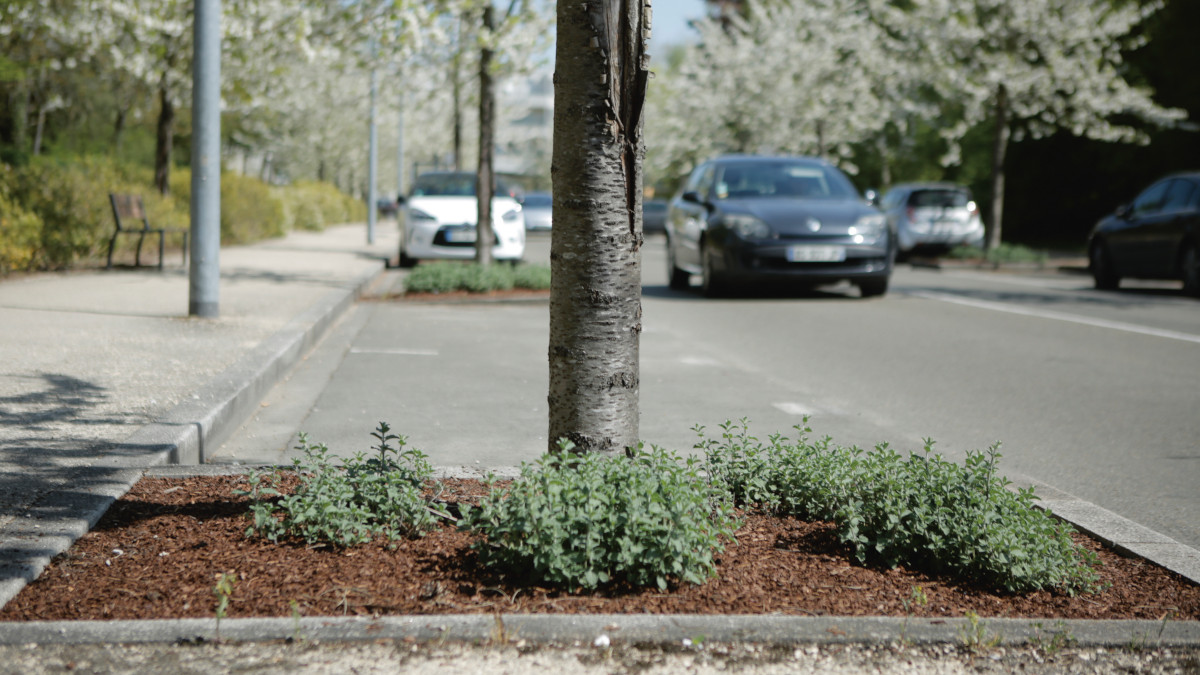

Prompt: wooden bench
[{"left": 107, "top": 194, "right": 189, "bottom": 270}]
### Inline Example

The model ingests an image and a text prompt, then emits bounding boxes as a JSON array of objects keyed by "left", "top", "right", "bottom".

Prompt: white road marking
[
  {"left": 350, "top": 348, "right": 440, "bottom": 356},
  {"left": 909, "top": 291, "right": 1200, "bottom": 345},
  {"left": 680, "top": 356, "right": 724, "bottom": 366},
  {"left": 773, "top": 402, "right": 815, "bottom": 416}
]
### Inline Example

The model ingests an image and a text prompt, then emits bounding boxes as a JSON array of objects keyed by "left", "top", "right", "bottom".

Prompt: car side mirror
[{"left": 681, "top": 191, "right": 710, "bottom": 209}]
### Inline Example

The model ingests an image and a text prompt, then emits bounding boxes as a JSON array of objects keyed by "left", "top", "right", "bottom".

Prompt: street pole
[
  {"left": 190, "top": 0, "right": 220, "bottom": 318},
  {"left": 367, "top": 68, "right": 379, "bottom": 244},
  {"left": 396, "top": 86, "right": 405, "bottom": 198}
]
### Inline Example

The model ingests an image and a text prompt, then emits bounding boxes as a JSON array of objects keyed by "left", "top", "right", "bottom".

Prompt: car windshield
[
  {"left": 522, "top": 193, "right": 552, "bottom": 208},
  {"left": 411, "top": 173, "right": 477, "bottom": 197},
  {"left": 715, "top": 162, "right": 856, "bottom": 200},
  {"left": 909, "top": 189, "right": 969, "bottom": 208}
]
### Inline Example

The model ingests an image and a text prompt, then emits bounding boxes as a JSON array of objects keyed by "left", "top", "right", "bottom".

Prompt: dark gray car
[
  {"left": 1087, "top": 172, "right": 1200, "bottom": 296},
  {"left": 665, "top": 155, "right": 894, "bottom": 297}
]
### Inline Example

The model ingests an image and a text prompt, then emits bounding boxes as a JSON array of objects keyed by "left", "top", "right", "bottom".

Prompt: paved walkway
[{"left": 0, "top": 223, "right": 397, "bottom": 607}]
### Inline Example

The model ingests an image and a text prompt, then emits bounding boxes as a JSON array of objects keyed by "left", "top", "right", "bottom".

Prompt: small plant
[
  {"left": 900, "top": 585, "right": 929, "bottom": 644},
  {"left": 213, "top": 572, "right": 237, "bottom": 640},
  {"left": 1030, "top": 621, "right": 1075, "bottom": 657},
  {"left": 700, "top": 421, "right": 1101, "bottom": 595},
  {"left": 460, "top": 441, "right": 739, "bottom": 591},
  {"left": 946, "top": 243, "right": 1050, "bottom": 265},
  {"left": 236, "top": 422, "right": 442, "bottom": 547},
  {"left": 959, "top": 610, "right": 1000, "bottom": 651},
  {"left": 403, "top": 261, "right": 551, "bottom": 294}
]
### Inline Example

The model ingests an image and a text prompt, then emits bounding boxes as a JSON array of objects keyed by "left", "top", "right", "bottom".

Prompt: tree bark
[
  {"left": 987, "top": 83, "right": 1009, "bottom": 252},
  {"left": 451, "top": 14, "right": 465, "bottom": 171},
  {"left": 547, "top": 0, "right": 649, "bottom": 454},
  {"left": 154, "top": 77, "right": 175, "bottom": 196},
  {"left": 475, "top": 4, "right": 496, "bottom": 266}
]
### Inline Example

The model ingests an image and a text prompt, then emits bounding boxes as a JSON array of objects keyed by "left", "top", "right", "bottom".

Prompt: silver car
[{"left": 879, "top": 183, "right": 985, "bottom": 258}]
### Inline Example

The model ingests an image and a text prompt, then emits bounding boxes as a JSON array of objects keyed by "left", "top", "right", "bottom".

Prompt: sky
[{"left": 650, "top": 0, "right": 707, "bottom": 52}]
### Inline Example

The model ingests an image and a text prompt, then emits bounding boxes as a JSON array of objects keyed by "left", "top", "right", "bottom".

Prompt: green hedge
[{"left": 0, "top": 155, "right": 364, "bottom": 275}]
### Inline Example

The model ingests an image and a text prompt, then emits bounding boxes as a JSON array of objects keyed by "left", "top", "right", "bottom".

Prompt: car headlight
[
  {"left": 723, "top": 213, "right": 772, "bottom": 240},
  {"left": 501, "top": 208, "right": 521, "bottom": 222},
  {"left": 408, "top": 208, "right": 437, "bottom": 222},
  {"left": 851, "top": 213, "right": 886, "bottom": 240}
]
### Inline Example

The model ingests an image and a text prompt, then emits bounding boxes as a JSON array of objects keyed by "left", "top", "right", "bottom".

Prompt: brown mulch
[{"left": 2, "top": 475, "right": 1197, "bottom": 623}]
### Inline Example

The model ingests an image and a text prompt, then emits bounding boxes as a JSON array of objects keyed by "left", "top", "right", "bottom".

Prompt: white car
[
  {"left": 397, "top": 172, "right": 526, "bottom": 267},
  {"left": 878, "top": 183, "right": 985, "bottom": 259}
]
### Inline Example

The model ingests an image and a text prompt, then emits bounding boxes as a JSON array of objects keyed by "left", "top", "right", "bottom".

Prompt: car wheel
[
  {"left": 1089, "top": 242, "right": 1119, "bottom": 290},
  {"left": 667, "top": 241, "right": 690, "bottom": 290},
  {"left": 1182, "top": 244, "right": 1200, "bottom": 298},
  {"left": 398, "top": 248, "right": 417, "bottom": 269},
  {"left": 859, "top": 278, "right": 889, "bottom": 298},
  {"left": 701, "top": 244, "right": 727, "bottom": 298}
]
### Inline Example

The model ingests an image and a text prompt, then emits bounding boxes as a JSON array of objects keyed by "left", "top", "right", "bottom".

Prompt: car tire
[
  {"left": 701, "top": 244, "right": 727, "bottom": 298},
  {"left": 398, "top": 248, "right": 418, "bottom": 269},
  {"left": 1090, "top": 242, "right": 1119, "bottom": 290},
  {"left": 859, "top": 278, "right": 889, "bottom": 298},
  {"left": 1182, "top": 244, "right": 1200, "bottom": 298},
  {"left": 667, "top": 241, "right": 690, "bottom": 290}
]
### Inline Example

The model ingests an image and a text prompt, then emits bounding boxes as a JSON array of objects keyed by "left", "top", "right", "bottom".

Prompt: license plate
[
  {"left": 444, "top": 227, "right": 476, "bottom": 243},
  {"left": 787, "top": 245, "right": 846, "bottom": 262}
]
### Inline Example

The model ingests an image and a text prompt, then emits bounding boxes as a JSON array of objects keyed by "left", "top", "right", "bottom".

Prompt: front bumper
[
  {"left": 717, "top": 239, "right": 893, "bottom": 283},
  {"left": 404, "top": 223, "right": 526, "bottom": 261}
]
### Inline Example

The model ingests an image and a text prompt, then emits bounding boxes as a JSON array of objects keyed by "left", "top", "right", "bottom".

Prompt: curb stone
[{"left": 1, "top": 615, "right": 1197, "bottom": 648}]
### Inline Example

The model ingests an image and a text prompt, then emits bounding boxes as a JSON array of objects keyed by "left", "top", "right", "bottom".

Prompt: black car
[
  {"left": 665, "top": 155, "right": 894, "bottom": 297},
  {"left": 1087, "top": 172, "right": 1200, "bottom": 297}
]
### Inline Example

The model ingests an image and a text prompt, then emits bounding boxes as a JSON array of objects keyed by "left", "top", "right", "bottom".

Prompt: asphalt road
[{"left": 212, "top": 233, "right": 1200, "bottom": 550}]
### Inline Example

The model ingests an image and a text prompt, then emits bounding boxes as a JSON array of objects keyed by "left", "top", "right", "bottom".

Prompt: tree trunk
[
  {"left": 987, "top": 84, "right": 1009, "bottom": 252},
  {"left": 475, "top": 5, "right": 496, "bottom": 266},
  {"left": 154, "top": 78, "right": 175, "bottom": 196},
  {"left": 112, "top": 106, "right": 128, "bottom": 153},
  {"left": 451, "top": 15, "right": 465, "bottom": 171},
  {"left": 547, "top": 0, "right": 649, "bottom": 455},
  {"left": 10, "top": 82, "right": 29, "bottom": 155}
]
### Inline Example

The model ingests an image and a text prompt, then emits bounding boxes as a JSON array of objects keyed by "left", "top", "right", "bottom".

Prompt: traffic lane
[{"left": 640, "top": 270, "right": 1199, "bottom": 549}]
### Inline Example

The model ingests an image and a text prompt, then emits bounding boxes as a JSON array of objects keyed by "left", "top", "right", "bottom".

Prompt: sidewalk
[
  {"left": 0, "top": 223, "right": 398, "bottom": 608},
  {"left": 0, "top": 223, "right": 1197, "bottom": 671}
]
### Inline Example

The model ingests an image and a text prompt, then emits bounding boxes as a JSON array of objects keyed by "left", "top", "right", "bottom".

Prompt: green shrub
[
  {"left": 0, "top": 168, "right": 43, "bottom": 274},
  {"left": 699, "top": 419, "right": 1100, "bottom": 595},
  {"left": 404, "top": 261, "right": 552, "bottom": 294},
  {"left": 237, "top": 423, "right": 441, "bottom": 547},
  {"left": 272, "top": 181, "right": 357, "bottom": 232},
  {"left": 460, "top": 443, "right": 739, "bottom": 591},
  {"left": 219, "top": 172, "right": 285, "bottom": 245}
]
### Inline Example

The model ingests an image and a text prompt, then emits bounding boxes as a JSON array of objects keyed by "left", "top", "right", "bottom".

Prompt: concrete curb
[
  {"left": 1, "top": 615, "right": 1197, "bottom": 648},
  {"left": 0, "top": 263, "right": 383, "bottom": 612}
]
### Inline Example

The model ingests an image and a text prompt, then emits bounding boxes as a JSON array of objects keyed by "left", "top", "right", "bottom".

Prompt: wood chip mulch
[{"left": 2, "top": 475, "right": 1197, "bottom": 623}]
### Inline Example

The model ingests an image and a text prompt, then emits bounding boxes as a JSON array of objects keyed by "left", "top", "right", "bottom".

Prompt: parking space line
[
  {"left": 909, "top": 290, "right": 1200, "bottom": 345},
  {"left": 349, "top": 348, "right": 440, "bottom": 356}
]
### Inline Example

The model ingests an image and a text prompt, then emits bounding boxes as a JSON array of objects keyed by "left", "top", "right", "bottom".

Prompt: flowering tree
[
  {"left": 647, "top": 0, "right": 914, "bottom": 180},
  {"left": 887, "top": 0, "right": 1186, "bottom": 248}
]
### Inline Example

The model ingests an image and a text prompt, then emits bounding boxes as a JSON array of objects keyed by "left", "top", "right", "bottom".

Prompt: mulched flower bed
[{"left": 2, "top": 474, "right": 1197, "bottom": 622}]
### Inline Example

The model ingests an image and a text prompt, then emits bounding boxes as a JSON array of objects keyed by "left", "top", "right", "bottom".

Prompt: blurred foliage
[{"left": 0, "top": 154, "right": 363, "bottom": 275}]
